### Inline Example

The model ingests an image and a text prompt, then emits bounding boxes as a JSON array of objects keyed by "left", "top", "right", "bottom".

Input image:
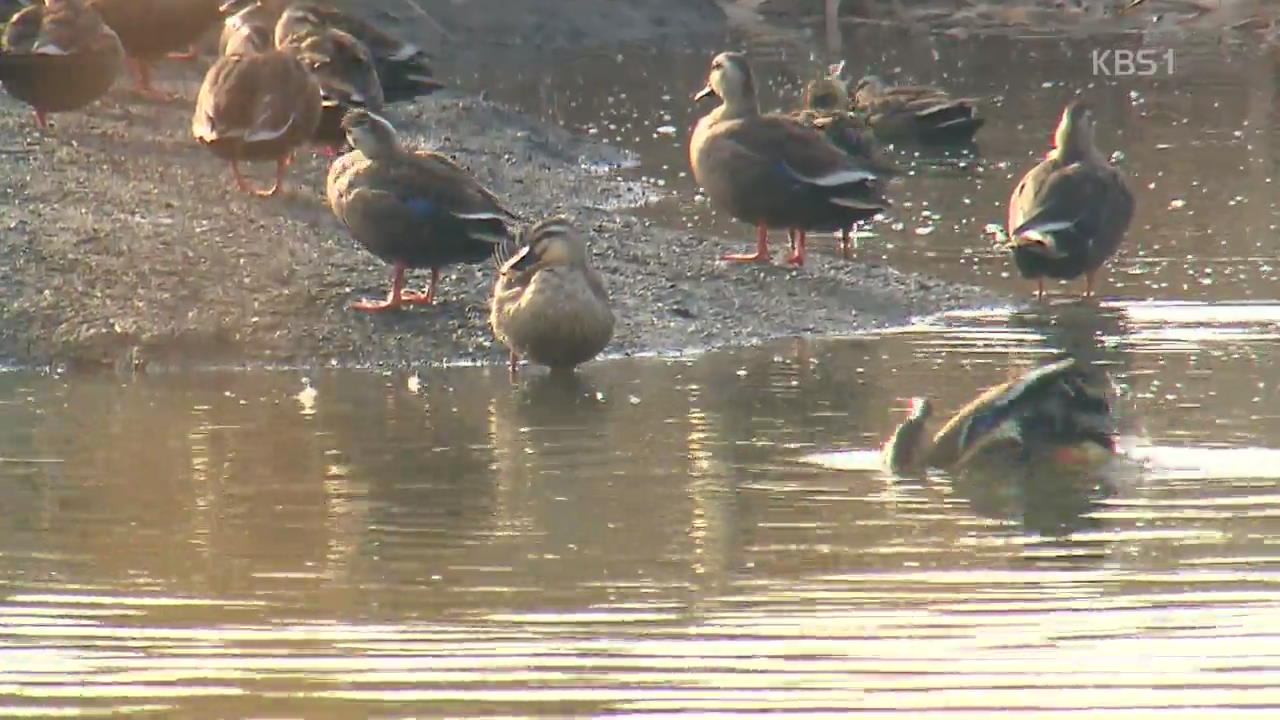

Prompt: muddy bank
[{"left": 0, "top": 0, "right": 1002, "bottom": 371}]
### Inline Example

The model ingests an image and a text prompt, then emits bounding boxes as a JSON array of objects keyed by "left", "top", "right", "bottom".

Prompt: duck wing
[
  {"left": 1009, "top": 162, "right": 1133, "bottom": 261},
  {"left": 193, "top": 50, "right": 315, "bottom": 144}
]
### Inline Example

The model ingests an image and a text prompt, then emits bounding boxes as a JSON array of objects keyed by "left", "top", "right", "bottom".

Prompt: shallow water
[{"left": 6, "top": 17, "right": 1280, "bottom": 719}]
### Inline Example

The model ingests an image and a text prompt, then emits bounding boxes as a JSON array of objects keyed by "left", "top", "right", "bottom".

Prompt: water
[{"left": 5, "top": 16, "right": 1280, "bottom": 718}]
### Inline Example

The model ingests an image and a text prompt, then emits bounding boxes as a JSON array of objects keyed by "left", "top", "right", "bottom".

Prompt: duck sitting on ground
[
  {"left": 327, "top": 108, "right": 521, "bottom": 311},
  {"left": 0, "top": 0, "right": 124, "bottom": 129},
  {"left": 882, "top": 357, "right": 1116, "bottom": 477},
  {"left": 1007, "top": 100, "right": 1134, "bottom": 300},
  {"left": 87, "top": 0, "right": 228, "bottom": 101},
  {"left": 490, "top": 217, "right": 615, "bottom": 375},
  {"left": 276, "top": 6, "right": 383, "bottom": 156},
  {"left": 690, "top": 51, "right": 889, "bottom": 267},
  {"left": 191, "top": 21, "right": 322, "bottom": 197},
  {"left": 852, "top": 74, "right": 985, "bottom": 146}
]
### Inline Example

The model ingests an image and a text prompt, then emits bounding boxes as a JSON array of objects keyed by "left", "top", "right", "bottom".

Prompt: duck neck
[
  {"left": 716, "top": 85, "right": 760, "bottom": 121},
  {"left": 1051, "top": 128, "right": 1104, "bottom": 165}
]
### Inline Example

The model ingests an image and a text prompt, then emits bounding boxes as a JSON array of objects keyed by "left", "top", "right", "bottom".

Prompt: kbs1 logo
[{"left": 1091, "top": 48, "right": 1174, "bottom": 76}]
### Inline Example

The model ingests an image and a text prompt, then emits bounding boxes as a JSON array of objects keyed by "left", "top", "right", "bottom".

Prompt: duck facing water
[
  {"left": 490, "top": 217, "right": 614, "bottom": 375},
  {"left": 1008, "top": 101, "right": 1134, "bottom": 300},
  {"left": 882, "top": 357, "right": 1117, "bottom": 477},
  {"left": 689, "top": 51, "right": 889, "bottom": 267}
]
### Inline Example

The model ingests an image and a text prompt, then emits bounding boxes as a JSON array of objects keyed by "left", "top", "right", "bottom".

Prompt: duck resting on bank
[
  {"left": 690, "top": 51, "right": 889, "bottom": 267},
  {"left": 1007, "top": 100, "right": 1134, "bottom": 300},
  {"left": 490, "top": 217, "right": 615, "bottom": 375},
  {"left": 0, "top": 0, "right": 124, "bottom": 128},
  {"left": 327, "top": 108, "right": 521, "bottom": 311},
  {"left": 882, "top": 357, "right": 1116, "bottom": 477}
]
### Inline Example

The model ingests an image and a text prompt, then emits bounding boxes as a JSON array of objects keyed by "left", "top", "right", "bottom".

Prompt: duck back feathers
[
  {"left": 327, "top": 110, "right": 519, "bottom": 271},
  {"left": 0, "top": 0, "right": 123, "bottom": 117},
  {"left": 192, "top": 41, "right": 322, "bottom": 162}
]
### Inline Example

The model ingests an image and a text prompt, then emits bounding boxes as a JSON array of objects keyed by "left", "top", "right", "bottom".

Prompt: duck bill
[
  {"left": 693, "top": 85, "right": 715, "bottom": 102},
  {"left": 500, "top": 244, "right": 538, "bottom": 275},
  {"left": 218, "top": 0, "right": 256, "bottom": 14}
]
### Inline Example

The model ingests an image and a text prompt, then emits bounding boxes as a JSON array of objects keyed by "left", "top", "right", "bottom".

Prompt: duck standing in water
[
  {"left": 882, "top": 357, "right": 1116, "bottom": 477},
  {"left": 689, "top": 51, "right": 889, "bottom": 267},
  {"left": 1008, "top": 101, "right": 1134, "bottom": 300},
  {"left": 0, "top": 0, "right": 124, "bottom": 128},
  {"left": 490, "top": 217, "right": 615, "bottom": 375},
  {"left": 327, "top": 108, "right": 520, "bottom": 311},
  {"left": 191, "top": 20, "right": 322, "bottom": 197}
]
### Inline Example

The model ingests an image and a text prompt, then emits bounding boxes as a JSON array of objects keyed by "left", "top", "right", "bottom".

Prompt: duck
[
  {"left": 1007, "top": 100, "right": 1134, "bottom": 300},
  {"left": 490, "top": 217, "right": 615, "bottom": 375},
  {"left": 795, "top": 61, "right": 899, "bottom": 258},
  {"left": 882, "top": 357, "right": 1116, "bottom": 477},
  {"left": 86, "top": 0, "right": 227, "bottom": 100},
  {"left": 276, "top": 13, "right": 383, "bottom": 155},
  {"left": 260, "top": 0, "right": 441, "bottom": 103},
  {"left": 327, "top": 108, "right": 520, "bottom": 311},
  {"left": 690, "top": 51, "right": 889, "bottom": 267},
  {"left": 190, "top": 21, "right": 322, "bottom": 197},
  {"left": 0, "top": 0, "right": 125, "bottom": 129},
  {"left": 851, "top": 74, "right": 985, "bottom": 146},
  {"left": 217, "top": 0, "right": 272, "bottom": 55}
]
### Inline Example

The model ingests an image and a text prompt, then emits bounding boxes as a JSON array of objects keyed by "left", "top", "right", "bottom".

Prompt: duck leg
[
  {"left": 786, "top": 229, "right": 807, "bottom": 266},
  {"left": 398, "top": 268, "right": 439, "bottom": 305},
  {"left": 352, "top": 263, "right": 410, "bottom": 311},
  {"left": 1083, "top": 269, "right": 1099, "bottom": 299},
  {"left": 230, "top": 159, "right": 258, "bottom": 195},
  {"left": 33, "top": 110, "right": 47, "bottom": 130},
  {"left": 253, "top": 155, "right": 291, "bottom": 198},
  {"left": 722, "top": 222, "right": 772, "bottom": 263},
  {"left": 839, "top": 228, "right": 853, "bottom": 259},
  {"left": 508, "top": 350, "right": 520, "bottom": 377},
  {"left": 1035, "top": 279, "right": 1046, "bottom": 301},
  {"left": 165, "top": 45, "right": 199, "bottom": 61},
  {"left": 127, "top": 58, "right": 179, "bottom": 102}
]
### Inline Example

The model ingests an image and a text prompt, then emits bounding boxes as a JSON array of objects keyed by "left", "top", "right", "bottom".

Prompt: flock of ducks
[
  {"left": 0, "top": 1, "right": 1134, "bottom": 476},
  {"left": 688, "top": 51, "right": 1133, "bottom": 477}
]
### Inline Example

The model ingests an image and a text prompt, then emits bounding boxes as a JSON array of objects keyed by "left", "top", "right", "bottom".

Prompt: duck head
[
  {"left": 340, "top": 108, "right": 398, "bottom": 158},
  {"left": 500, "top": 217, "right": 585, "bottom": 276},
  {"left": 223, "top": 20, "right": 271, "bottom": 55},
  {"left": 853, "top": 75, "right": 885, "bottom": 99},
  {"left": 693, "top": 51, "right": 757, "bottom": 111},
  {"left": 882, "top": 396, "right": 934, "bottom": 476},
  {"left": 274, "top": 3, "right": 326, "bottom": 47},
  {"left": 1052, "top": 100, "right": 1098, "bottom": 159}
]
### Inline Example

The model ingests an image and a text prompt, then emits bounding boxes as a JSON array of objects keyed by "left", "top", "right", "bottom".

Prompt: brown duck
[
  {"left": 0, "top": 0, "right": 124, "bottom": 128},
  {"left": 882, "top": 357, "right": 1116, "bottom": 477},
  {"left": 490, "top": 217, "right": 615, "bottom": 375},
  {"left": 852, "top": 75, "right": 984, "bottom": 146},
  {"left": 327, "top": 109, "right": 520, "bottom": 311},
  {"left": 690, "top": 51, "right": 889, "bottom": 267},
  {"left": 275, "top": 5, "right": 383, "bottom": 155},
  {"left": 1007, "top": 101, "right": 1134, "bottom": 300},
  {"left": 191, "top": 21, "right": 321, "bottom": 197},
  {"left": 795, "top": 61, "right": 898, "bottom": 259},
  {"left": 87, "top": 0, "right": 228, "bottom": 100}
]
